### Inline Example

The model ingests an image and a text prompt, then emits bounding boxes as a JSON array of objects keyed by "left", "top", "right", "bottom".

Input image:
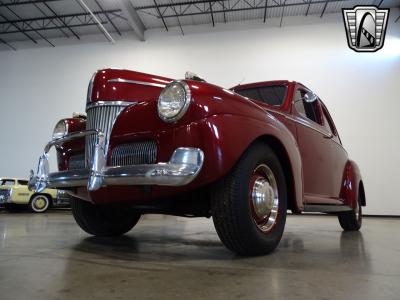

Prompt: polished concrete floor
[{"left": 0, "top": 210, "right": 399, "bottom": 300}]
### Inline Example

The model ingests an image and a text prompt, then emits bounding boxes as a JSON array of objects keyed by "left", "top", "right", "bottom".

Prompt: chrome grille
[
  {"left": 69, "top": 153, "right": 85, "bottom": 170},
  {"left": 85, "top": 102, "right": 130, "bottom": 167},
  {"left": 111, "top": 141, "right": 157, "bottom": 166}
]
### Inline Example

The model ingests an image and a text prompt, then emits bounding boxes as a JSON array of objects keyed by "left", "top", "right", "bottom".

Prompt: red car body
[
  {"left": 51, "top": 69, "right": 364, "bottom": 214},
  {"left": 28, "top": 68, "right": 366, "bottom": 255}
]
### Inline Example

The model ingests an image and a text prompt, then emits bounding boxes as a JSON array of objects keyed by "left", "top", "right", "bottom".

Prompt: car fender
[
  {"left": 175, "top": 112, "right": 304, "bottom": 211},
  {"left": 340, "top": 160, "right": 365, "bottom": 209}
]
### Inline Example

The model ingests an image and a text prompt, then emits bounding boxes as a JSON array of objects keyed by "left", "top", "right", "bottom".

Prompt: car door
[
  {"left": 12, "top": 180, "right": 32, "bottom": 204},
  {"left": 291, "top": 86, "right": 337, "bottom": 202},
  {"left": 319, "top": 102, "right": 349, "bottom": 199}
]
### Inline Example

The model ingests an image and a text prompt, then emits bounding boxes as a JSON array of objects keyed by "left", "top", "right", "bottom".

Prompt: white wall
[{"left": 1, "top": 11, "right": 399, "bottom": 215}]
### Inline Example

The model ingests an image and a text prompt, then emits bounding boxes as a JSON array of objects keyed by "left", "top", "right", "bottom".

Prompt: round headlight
[
  {"left": 52, "top": 119, "right": 68, "bottom": 140},
  {"left": 158, "top": 81, "right": 191, "bottom": 123}
]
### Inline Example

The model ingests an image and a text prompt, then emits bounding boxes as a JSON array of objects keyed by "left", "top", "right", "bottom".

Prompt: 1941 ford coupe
[{"left": 29, "top": 69, "right": 365, "bottom": 256}]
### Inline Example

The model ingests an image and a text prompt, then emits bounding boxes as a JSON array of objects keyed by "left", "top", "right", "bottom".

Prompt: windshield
[
  {"left": 0, "top": 179, "right": 15, "bottom": 186},
  {"left": 236, "top": 85, "right": 287, "bottom": 106}
]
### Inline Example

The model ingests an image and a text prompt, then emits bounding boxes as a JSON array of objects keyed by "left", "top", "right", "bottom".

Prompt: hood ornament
[{"left": 185, "top": 71, "right": 206, "bottom": 82}]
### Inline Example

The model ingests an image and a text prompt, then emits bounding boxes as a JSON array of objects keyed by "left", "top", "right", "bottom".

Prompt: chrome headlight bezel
[
  {"left": 157, "top": 80, "right": 191, "bottom": 123},
  {"left": 52, "top": 119, "right": 69, "bottom": 140}
]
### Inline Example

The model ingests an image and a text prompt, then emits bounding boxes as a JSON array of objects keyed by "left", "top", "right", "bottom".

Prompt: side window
[
  {"left": 322, "top": 111, "right": 332, "bottom": 134},
  {"left": 294, "top": 89, "right": 322, "bottom": 125},
  {"left": 0, "top": 180, "right": 15, "bottom": 186},
  {"left": 294, "top": 90, "right": 306, "bottom": 116},
  {"left": 321, "top": 106, "right": 336, "bottom": 135}
]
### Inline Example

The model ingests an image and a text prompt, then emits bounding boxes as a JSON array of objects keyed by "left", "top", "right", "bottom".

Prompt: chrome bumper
[{"left": 28, "top": 130, "right": 204, "bottom": 193}]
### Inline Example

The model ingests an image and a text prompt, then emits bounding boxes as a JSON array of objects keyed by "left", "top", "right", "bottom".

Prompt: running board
[{"left": 304, "top": 204, "right": 353, "bottom": 213}]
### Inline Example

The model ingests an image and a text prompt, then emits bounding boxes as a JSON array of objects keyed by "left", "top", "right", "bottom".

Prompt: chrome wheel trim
[
  {"left": 32, "top": 195, "right": 49, "bottom": 212},
  {"left": 250, "top": 164, "right": 279, "bottom": 233},
  {"left": 355, "top": 203, "right": 360, "bottom": 220},
  {"left": 355, "top": 201, "right": 362, "bottom": 223}
]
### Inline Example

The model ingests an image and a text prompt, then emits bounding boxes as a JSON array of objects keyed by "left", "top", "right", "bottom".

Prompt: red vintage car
[{"left": 29, "top": 69, "right": 365, "bottom": 256}]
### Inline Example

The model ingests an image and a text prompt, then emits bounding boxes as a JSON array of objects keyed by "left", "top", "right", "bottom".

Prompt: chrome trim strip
[
  {"left": 86, "top": 72, "right": 96, "bottom": 104},
  {"left": 108, "top": 78, "right": 168, "bottom": 88},
  {"left": 265, "top": 108, "right": 333, "bottom": 138},
  {"left": 304, "top": 204, "right": 352, "bottom": 213},
  {"left": 86, "top": 100, "right": 136, "bottom": 110}
]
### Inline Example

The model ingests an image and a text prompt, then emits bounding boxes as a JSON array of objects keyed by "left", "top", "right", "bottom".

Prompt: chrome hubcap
[{"left": 250, "top": 164, "right": 279, "bottom": 233}]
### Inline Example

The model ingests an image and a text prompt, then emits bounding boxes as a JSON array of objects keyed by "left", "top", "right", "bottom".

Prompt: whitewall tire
[{"left": 29, "top": 194, "right": 51, "bottom": 213}]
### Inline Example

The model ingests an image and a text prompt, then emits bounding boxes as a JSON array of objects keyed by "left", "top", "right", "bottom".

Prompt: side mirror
[{"left": 304, "top": 91, "right": 318, "bottom": 103}]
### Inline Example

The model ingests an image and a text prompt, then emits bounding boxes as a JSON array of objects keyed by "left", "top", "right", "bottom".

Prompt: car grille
[
  {"left": 111, "top": 140, "right": 157, "bottom": 166},
  {"left": 69, "top": 153, "right": 85, "bottom": 170},
  {"left": 85, "top": 102, "right": 130, "bottom": 168}
]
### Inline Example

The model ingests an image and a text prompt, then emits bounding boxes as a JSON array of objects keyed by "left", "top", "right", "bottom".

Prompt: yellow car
[{"left": 0, "top": 178, "right": 70, "bottom": 213}]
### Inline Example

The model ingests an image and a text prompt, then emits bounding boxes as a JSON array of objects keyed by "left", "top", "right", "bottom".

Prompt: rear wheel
[
  {"left": 338, "top": 195, "right": 362, "bottom": 231},
  {"left": 211, "top": 142, "right": 287, "bottom": 256},
  {"left": 71, "top": 197, "right": 141, "bottom": 236},
  {"left": 29, "top": 194, "right": 50, "bottom": 213}
]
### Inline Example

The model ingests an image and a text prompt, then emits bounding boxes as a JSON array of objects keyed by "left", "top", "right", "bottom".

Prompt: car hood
[{"left": 88, "top": 69, "right": 172, "bottom": 104}]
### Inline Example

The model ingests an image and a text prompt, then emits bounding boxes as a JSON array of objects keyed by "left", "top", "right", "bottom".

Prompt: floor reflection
[{"left": 0, "top": 212, "right": 398, "bottom": 300}]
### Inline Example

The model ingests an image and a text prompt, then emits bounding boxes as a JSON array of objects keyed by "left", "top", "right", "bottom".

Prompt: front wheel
[
  {"left": 211, "top": 142, "right": 287, "bottom": 256},
  {"left": 71, "top": 197, "right": 141, "bottom": 236},
  {"left": 29, "top": 194, "right": 51, "bottom": 213}
]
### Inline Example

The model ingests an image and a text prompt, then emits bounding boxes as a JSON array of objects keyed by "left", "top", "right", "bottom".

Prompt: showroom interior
[{"left": 0, "top": 0, "right": 399, "bottom": 299}]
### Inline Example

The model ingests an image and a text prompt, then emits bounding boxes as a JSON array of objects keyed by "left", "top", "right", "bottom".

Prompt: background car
[{"left": 0, "top": 178, "right": 70, "bottom": 213}]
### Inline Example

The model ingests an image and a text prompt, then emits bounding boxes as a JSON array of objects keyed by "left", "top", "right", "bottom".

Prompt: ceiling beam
[
  {"left": 377, "top": 0, "right": 384, "bottom": 7},
  {"left": 137, "top": 0, "right": 229, "bottom": 10},
  {"left": 0, "top": 37, "right": 16, "bottom": 50},
  {"left": 263, "top": 0, "right": 268, "bottom": 23},
  {"left": 280, "top": 0, "right": 286, "bottom": 27},
  {"left": 3, "top": 4, "right": 55, "bottom": 46},
  {"left": 96, "top": 0, "right": 121, "bottom": 36},
  {"left": 0, "top": 12, "right": 38, "bottom": 44},
  {"left": 119, "top": 0, "right": 145, "bottom": 41},
  {"left": 320, "top": 0, "right": 329, "bottom": 18},
  {"left": 76, "top": 0, "right": 115, "bottom": 43},
  {"left": 153, "top": 0, "right": 168, "bottom": 31},
  {"left": 0, "top": 10, "right": 122, "bottom": 25},
  {"left": 209, "top": 1, "right": 215, "bottom": 27},
  {"left": 169, "top": 0, "right": 184, "bottom": 35},
  {"left": 0, "top": 0, "right": 62, "bottom": 7},
  {"left": 0, "top": 21, "right": 107, "bottom": 35},
  {"left": 43, "top": 2, "right": 81, "bottom": 39},
  {"left": 305, "top": 0, "right": 312, "bottom": 16},
  {"left": 221, "top": 0, "right": 226, "bottom": 23},
  {"left": 395, "top": 15, "right": 400, "bottom": 23},
  {"left": 33, "top": 3, "right": 69, "bottom": 38},
  {"left": 153, "top": 0, "right": 350, "bottom": 19}
]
